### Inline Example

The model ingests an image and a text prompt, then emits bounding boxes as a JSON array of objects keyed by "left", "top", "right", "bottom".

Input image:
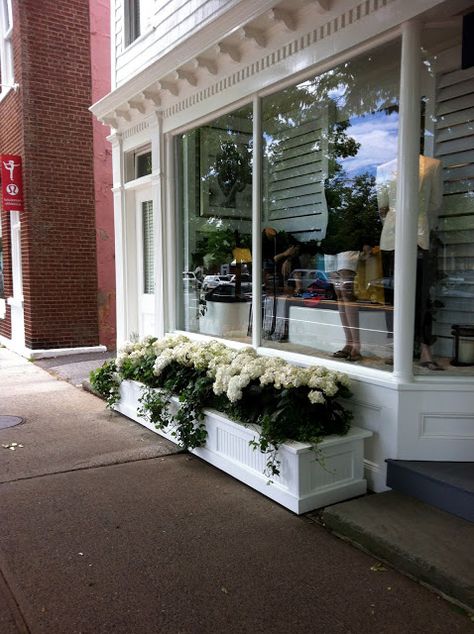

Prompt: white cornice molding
[
  {"left": 174, "top": 69, "right": 198, "bottom": 86},
  {"left": 90, "top": 0, "right": 283, "bottom": 120},
  {"left": 115, "top": 107, "right": 132, "bottom": 122},
  {"left": 123, "top": 120, "right": 150, "bottom": 140},
  {"left": 128, "top": 96, "right": 147, "bottom": 114},
  {"left": 239, "top": 26, "right": 267, "bottom": 48},
  {"left": 142, "top": 87, "right": 162, "bottom": 107},
  {"left": 194, "top": 56, "right": 218, "bottom": 75},
  {"left": 216, "top": 42, "right": 242, "bottom": 63},
  {"left": 93, "top": 0, "right": 448, "bottom": 132},
  {"left": 163, "top": 0, "right": 399, "bottom": 121},
  {"left": 270, "top": 8, "right": 298, "bottom": 31}
]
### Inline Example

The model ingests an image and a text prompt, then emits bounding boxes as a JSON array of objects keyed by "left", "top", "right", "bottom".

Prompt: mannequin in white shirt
[{"left": 376, "top": 155, "right": 443, "bottom": 369}]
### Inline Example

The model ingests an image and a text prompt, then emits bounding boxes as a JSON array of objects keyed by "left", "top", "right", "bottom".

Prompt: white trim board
[{"left": 0, "top": 336, "right": 107, "bottom": 359}]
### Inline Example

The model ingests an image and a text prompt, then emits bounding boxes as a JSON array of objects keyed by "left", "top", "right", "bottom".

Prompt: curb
[{"left": 322, "top": 499, "right": 474, "bottom": 613}]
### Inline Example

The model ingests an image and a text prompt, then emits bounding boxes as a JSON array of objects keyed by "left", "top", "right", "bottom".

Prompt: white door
[{"left": 136, "top": 192, "right": 155, "bottom": 337}]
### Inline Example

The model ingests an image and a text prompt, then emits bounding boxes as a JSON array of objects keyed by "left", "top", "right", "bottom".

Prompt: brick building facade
[{"left": 0, "top": 0, "right": 115, "bottom": 355}]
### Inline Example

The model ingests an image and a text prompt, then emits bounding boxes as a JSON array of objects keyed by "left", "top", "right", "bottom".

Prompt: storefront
[{"left": 92, "top": 0, "right": 474, "bottom": 491}]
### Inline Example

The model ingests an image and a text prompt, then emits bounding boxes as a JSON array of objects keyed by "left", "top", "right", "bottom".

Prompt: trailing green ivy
[{"left": 89, "top": 360, "right": 121, "bottom": 408}]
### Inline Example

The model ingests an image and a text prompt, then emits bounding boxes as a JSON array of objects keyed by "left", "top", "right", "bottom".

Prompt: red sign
[{"left": 1, "top": 154, "right": 24, "bottom": 212}]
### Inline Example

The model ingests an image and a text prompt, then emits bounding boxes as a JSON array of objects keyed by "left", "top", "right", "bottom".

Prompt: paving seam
[
  {"left": 0, "top": 560, "right": 31, "bottom": 634},
  {"left": 0, "top": 450, "right": 186, "bottom": 486}
]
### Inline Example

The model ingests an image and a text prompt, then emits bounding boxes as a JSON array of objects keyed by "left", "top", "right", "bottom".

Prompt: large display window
[
  {"left": 175, "top": 34, "right": 473, "bottom": 375},
  {"left": 260, "top": 42, "right": 400, "bottom": 367},
  {"left": 177, "top": 104, "right": 253, "bottom": 343},
  {"left": 413, "top": 33, "right": 474, "bottom": 374}
]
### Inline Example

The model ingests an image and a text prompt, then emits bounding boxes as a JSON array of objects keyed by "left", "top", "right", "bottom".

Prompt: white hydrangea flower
[
  {"left": 153, "top": 348, "right": 175, "bottom": 375},
  {"left": 308, "top": 390, "right": 326, "bottom": 405},
  {"left": 116, "top": 334, "right": 351, "bottom": 408}
]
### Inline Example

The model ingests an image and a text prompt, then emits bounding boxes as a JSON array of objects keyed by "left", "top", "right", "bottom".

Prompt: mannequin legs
[{"left": 333, "top": 270, "right": 361, "bottom": 361}]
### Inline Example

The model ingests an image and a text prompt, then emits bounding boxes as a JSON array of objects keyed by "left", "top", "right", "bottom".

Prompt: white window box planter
[{"left": 115, "top": 380, "right": 372, "bottom": 514}]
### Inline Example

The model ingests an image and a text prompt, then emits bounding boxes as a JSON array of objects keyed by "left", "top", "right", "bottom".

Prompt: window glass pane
[
  {"left": 261, "top": 40, "right": 400, "bottom": 368},
  {"left": 416, "top": 31, "right": 474, "bottom": 374},
  {"left": 136, "top": 151, "right": 152, "bottom": 178},
  {"left": 125, "top": 0, "right": 140, "bottom": 46},
  {"left": 177, "top": 104, "right": 253, "bottom": 343},
  {"left": 3, "top": 0, "right": 11, "bottom": 32},
  {"left": 142, "top": 200, "right": 154, "bottom": 294},
  {"left": 0, "top": 0, "right": 13, "bottom": 89}
]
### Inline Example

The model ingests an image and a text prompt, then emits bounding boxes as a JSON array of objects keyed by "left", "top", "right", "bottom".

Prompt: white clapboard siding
[
  {"left": 436, "top": 106, "right": 474, "bottom": 130},
  {"left": 263, "top": 115, "right": 328, "bottom": 240},
  {"left": 115, "top": 0, "right": 238, "bottom": 86},
  {"left": 114, "top": 0, "right": 124, "bottom": 58},
  {"left": 433, "top": 64, "right": 474, "bottom": 355}
]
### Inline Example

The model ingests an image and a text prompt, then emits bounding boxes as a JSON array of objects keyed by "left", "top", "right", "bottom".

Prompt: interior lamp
[{"left": 232, "top": 247, "right": 252, "bottom": 298}]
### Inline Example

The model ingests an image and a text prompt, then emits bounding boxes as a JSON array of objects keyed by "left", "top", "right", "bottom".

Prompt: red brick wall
[
  {"left": 90, "top": 0, "right": 116, "bottom": 350},
  {"left": 0, "top": 0, "right": 23, "bottom": 341},
  {"left": 1, "top": 0, "right": 100, "bottom": 349}
]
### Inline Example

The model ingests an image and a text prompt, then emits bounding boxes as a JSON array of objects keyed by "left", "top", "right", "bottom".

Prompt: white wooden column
[
  {"left": 149, "top": 110, "right": 166, "bottom": 338},
  {"left": 252, "top": 95, "right": 262, "bottom": 349},
  {"left": 8, "top": 211, "right": 25, "bottom": 351},
  {"left": 393, "top": 21, "right": 421, "bottom": 381},
  {"left": 109, "top": 131, "right": 128, "bottom": 347},
  {"left": 164, "top": 133, "right": 176, "bottom": 333}
]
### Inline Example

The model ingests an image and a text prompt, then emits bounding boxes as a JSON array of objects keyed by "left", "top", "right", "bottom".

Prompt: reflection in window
[
  {"left": 136, "top": 151, "right": 152, "bottom": 178},
  {"left": 261, "top": 41, "right": 400, "bottom": 367},
  {"left": 177, "top": 105, "right": 253, "bottom": 343},
  {"left": 417, "top": 40, "right": 474, "bottom": 373},
  {"left": 124, "top": 147, "right": 152, "bottom": 182}
]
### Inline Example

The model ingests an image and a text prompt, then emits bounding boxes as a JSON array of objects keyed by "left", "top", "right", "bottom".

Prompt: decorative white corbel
[
  {"left": 239, "top": 26, "right": 267, "bottom": 48},
  {"left": 142, "top": 88, "right": 162, "bottom": 107},
  {"left": 193, "top": 57, "right": 218, "bottom": 75},
  {"left": 174, "top": 69, "right": 198, "bottom": 87},
  {"left": 270, "top": 8, "right": 297, "bottom": 32},
  {"left": 313, "top": 0, "right": 331, "bottom": 13},
  {"left": 157, "top": 80, "right": 179, "bottom": 96},
  {"left": 128, "top": 94, "right": 147, "bottom": 114},
  {"left": 216, "top": 42, "right": 241, "bottom": 63},
  {"left": 115, "top": 107, "right": 132, "bottom": 122},
  {"left": 101, "top": 114, "right": 119, "bottom": 129}
]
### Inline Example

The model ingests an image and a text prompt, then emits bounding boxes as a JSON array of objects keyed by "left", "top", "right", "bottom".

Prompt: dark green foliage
[
  {"left": 138, "top": 387, "right": 171, "bottom": 430},
  {"left": 138, "top": 363, "right": 213, "bottom": 450},
  {"left": 89, "top": 360, "right": 121, "bottom": 408},
  {"left": 220, "top": 381, "right": 352, "bottom": 477},
  {"left": 321, "top": 173, "right": 382, "bottom": 254}
]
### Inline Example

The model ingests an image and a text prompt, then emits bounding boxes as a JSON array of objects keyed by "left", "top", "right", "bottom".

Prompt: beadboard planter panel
[{"left": 115, "top": 380, "right": 372, "bottom": 514}]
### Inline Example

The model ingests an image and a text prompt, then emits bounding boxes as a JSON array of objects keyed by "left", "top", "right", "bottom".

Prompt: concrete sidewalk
[
  {"left": 0, "top": 348, "right": 472, "bottom": 633},
  {"left": 34, "top": 350, "right": 114, "bottom": 387}
]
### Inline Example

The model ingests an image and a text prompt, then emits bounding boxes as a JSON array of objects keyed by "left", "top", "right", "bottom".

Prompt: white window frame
[
  {"left": 124, "top": 145, "right": 152, "bottom": 182},
  {"left": 135, "top": 188, "right": 155, "bottom": 338},
  {"left": 124, "top": 0, "right": 152, "bottom": 48},
  {"left": 158, "top": 22, "right": 463, "bottom": 383},
  {"left": 0, "top": 0, "right": 14, "bottom": 100}
]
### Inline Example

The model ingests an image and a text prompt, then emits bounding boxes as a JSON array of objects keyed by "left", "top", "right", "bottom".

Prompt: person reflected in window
[
  {"left": 328, "top": 251, "right": 363, "bottom": 362},
  {"left": 276, "top": 244, "right": 302, "bottom": 294},
  {"left": 262, "top": 229, "right": 302, "bottom": 295}
]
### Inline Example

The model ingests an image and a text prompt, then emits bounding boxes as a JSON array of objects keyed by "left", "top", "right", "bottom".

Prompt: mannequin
[{"left": 376, "top": 154, "right": 443, "bottom": 369}]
